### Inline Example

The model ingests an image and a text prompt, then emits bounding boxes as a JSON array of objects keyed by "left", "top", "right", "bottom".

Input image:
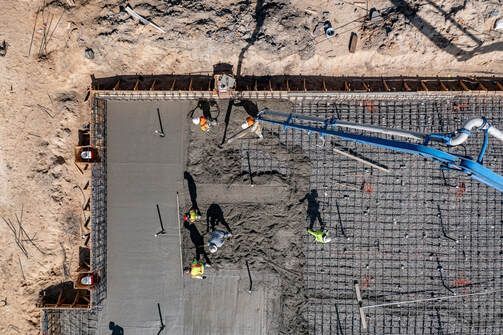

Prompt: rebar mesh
[
  {"left": 243, "top": 95, "right": 503, "bottom": 334},
  {"left": 41, "top": 309, "right": 98, "bottom": 335},
  {"left": 90, "top": 98, "right": 107, "bottom": 306}
]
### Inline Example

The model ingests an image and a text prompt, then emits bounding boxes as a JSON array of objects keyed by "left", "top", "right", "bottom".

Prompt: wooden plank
[
  {"left": 438, "top": 77, "right": 448, "bottom": 91},
  {"left": 420, "top": 80, "right": 429, "bottom": 91},
  {"left": 349, "top": 32, "right": 358, "bottom": 53},
  {"left": 476, "top": 80, "right": 487, "bottom": 91},
  {"left": 149, "top": 79, "right": 157, "bottom": 91},
  {"left": 113, "top": 80, "right": 120, "bottom": 91},
  {"left": 382, "top": 78, "right": 390, "bottom": 91},
  {"left": 403, "top": 79, "right": 411, "bottom": 91},
  {"left": 458, "top": 79, "right": 470, "bottom": 91},
  {"left": 344, "top": 80, "right": 350, "bottom": 91},
  {"left": 133, "top": 79, "right": 139, "bottom": 91}
]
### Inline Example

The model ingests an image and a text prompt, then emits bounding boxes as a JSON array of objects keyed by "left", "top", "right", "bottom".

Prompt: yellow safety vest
[{"left": 191, "top": 262, "right": 204, "bottom": 278}]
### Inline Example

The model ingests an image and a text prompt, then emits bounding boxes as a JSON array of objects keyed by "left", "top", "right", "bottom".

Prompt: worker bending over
[
  {"left": 207, "top": 229, "right": 232, "bottom": 253},
  {"left": 192, "top": 115, "right": 217, "bottom": 132},
  {"left": 183, "top": 207, "right": 201, "bottom": 223},
  {"left": 185, "top": 258, "right": 206, "bottom": 279},
  {"left": 307, "top": 228, "right": 332, "bottom": 244},
  {"left": 242, "top": 116, "right": 263, "bottom": 139}
]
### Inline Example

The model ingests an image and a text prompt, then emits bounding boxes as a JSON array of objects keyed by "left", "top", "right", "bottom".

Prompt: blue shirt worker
[{"left": 208, "top": 229, "right": 232, "bottom": 253}]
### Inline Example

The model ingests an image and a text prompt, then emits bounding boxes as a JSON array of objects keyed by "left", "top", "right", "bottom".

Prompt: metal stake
[
  {"left": 154, "top": 204, "right": 166, "bottom": 237},
  {"left": 246, "top": 260, "right": 253, "bottom": 293},
  {"left": 154, "top": 108, "right": 165, "bottom": 137}
]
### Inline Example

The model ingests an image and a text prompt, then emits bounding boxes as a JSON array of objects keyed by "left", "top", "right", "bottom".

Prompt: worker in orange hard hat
[
  {"left": 242, "top": 116, "right": 263, "bottom": 139},
  {"left": 192, "top": 115, "right": 210, "bottom": 132},
  {"left": 230, "top": 116, "right": 262, "bottom": 141}
]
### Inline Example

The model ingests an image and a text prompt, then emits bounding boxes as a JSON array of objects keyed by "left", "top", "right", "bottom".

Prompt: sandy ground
[{"left": 0, "top": 0, "right": 502, "bottom": 334}]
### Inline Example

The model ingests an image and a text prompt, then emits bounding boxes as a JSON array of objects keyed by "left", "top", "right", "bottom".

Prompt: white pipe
[
  {"left": 449, "top": 118, "right": 503, "bottom": 146},
  {"left": 260, "top": 109, "right": 425, "bottom": 141}
]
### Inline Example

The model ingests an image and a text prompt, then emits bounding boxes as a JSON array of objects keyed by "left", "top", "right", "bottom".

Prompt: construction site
[
  {"left": 31, "top": 73, "right": 501, "bottom": 334},
  {"left": 0, "top": 1, "right": 502, "bottom": 335}
]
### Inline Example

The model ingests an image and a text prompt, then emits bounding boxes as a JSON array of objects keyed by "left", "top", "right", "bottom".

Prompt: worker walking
[
  {"left": 207, "top": 229, "right": 232, "bottom": 253},
  {"left": 307, "top": 228, "right": 332, "bottom": 244}
]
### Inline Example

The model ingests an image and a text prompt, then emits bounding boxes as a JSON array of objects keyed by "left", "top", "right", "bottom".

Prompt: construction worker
[
  {"left": 241, "top": 116, "right": 263, "bottom": 140},
  {"left": 307, "top": 228, "right": 332, "bottom": 244},
  {"left": 192, "top": 116, "right": 210, "bottom": 132},
  {"left": 183, "top": 208, "right": 201, "bottom": 223},
  {"left": 187, "top": 258, "right": 206, "bottom": 279},
  {"left": 228, "top": 116, "right": 263, "bottom": 143},
  {"left": 207, "top": 229, "right": 232, "bottom": 253}
]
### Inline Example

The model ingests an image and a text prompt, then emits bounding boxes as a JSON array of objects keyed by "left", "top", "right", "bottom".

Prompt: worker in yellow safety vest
[
  {"left": 307, "top": 228, "right": 332, "bottom": 244},
  {"left": 183, "top": 208, "right": 201, "bottom": 223},
  {"left": 184, "top": 258, "right": 206, "bottom": 279}
]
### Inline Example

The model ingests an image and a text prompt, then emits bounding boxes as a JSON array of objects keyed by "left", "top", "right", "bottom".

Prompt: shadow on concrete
[
  {"left": 189, "top": 99, "right": 220, "bottom": 122},
  {"left": 233, "top": 99, "right": 259, "bottom": 117},
  {"left": 299, "top": 189, "right": 324, "bottom": 230},
  {"left": 184, "top": 220, "right": 211, "bottom": 265},
  {"left": 108, "top": 321, "right": 124, "bottom": 335},
  {"left": 184, "top": 171, "right": 199, "bottom": 212},
  {"left": 206, "top": 203, "right": 232, "bottom": 233}
]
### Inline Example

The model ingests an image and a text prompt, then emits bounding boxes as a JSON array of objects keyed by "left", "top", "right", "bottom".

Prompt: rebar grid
[
  {"left": 243, "top": 95, "right": 502, "bottom": 334},
  {"left": 41, "top": 309, "right": 98, "bottom": 335},
  {"left": 90, "top": 98, "right": 107, "bottom": 306}
]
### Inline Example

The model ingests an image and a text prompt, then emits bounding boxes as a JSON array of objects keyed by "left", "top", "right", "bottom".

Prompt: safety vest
[
  {"left": 189, "top": 209, "right": 198, "bottom": 222},
  {"left": 200, "top": 116, "right": 209, "bottom": 132},
  {"left": 307, "top": 228, "right": 327, "bottom": 243},
  {"left": 191, "top": 261, "right": 204, "bottom": 278}
]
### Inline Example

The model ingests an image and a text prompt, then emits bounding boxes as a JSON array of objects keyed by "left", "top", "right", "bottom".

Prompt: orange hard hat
[{"left": 246, "top": 116, "right": 255, "bottom": 126}]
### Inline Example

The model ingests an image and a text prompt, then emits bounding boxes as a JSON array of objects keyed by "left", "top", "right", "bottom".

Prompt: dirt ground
[{"left": 0, "top": 0, "right": 502, "bottom": 334}]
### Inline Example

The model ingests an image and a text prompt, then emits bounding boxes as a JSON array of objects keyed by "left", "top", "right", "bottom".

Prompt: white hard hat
[
  {"left": 241, "top": 122, "right": 248, "bottom": 129},
  {"left": 192, "top": 117, "right": 200, "bottom": 125},
  {"left": 208, "top": 244, "right": 218, "bottom": 253}
]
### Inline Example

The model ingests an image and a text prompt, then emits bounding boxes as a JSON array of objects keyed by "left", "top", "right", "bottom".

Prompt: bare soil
[{"left": 0, "top": 0, "right": 502, "bottom": 333}]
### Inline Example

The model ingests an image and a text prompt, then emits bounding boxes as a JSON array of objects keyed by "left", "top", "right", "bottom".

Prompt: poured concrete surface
[
  {"left": 99, "top": 100, "right": 188, "bottom": 334},
  {"left": 97, "top": 99, "right": 281, "bottom": 335},
  {"left": 182, "top": 270, "right": 280, "bottom": 335}
]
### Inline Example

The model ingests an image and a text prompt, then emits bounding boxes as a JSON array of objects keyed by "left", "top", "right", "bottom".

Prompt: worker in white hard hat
[{"left": 207, "top": 229, "right": 232, "bottom": 253}]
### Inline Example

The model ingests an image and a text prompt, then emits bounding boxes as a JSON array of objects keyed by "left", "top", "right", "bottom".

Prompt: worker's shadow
[
  {"left": 299, "top": 189, "right": 324, "bottom": 230},
  {"left": 206, "top": 203, "right": 232, "bottom": 233},
  {"left": 233, "top": 99, "right": 259, "bottom": 118},
  {"left": 220, "top": 99, "right": 259, "bottom": 145},
  {"left": 184, "top": 171, "right": 199, "bottom": 212},
  {"left": 184, "top": 220, "right": 211, "bottom": 265},
  {"left": 189, "top": 99, "right": 220, "bottom": 122},
  {"left": 109, "top": 321, "right": 124, "bottom": 335}
]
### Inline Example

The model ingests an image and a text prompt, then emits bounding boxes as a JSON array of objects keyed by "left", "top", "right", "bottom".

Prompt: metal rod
[
  {"left": 176, "top": 192, "right": 183, "bottom": 277},
  {"left": 246, "top": 151, "right": 254, "bottom": 186},
  {"left": 333, "top": 146, "right": 389, "bottom": 173},
  {"left": 155, "top": 108, "right": 165, "bottom": 137},
  {"left": 361, "top": 289, "right": 501, "bottom": 309},
  {"left": 154, "top": 204, "right": 166, "bottom": 237},
  {"left": 245, "top": 260, "right": 253, "bottom": 293}
]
